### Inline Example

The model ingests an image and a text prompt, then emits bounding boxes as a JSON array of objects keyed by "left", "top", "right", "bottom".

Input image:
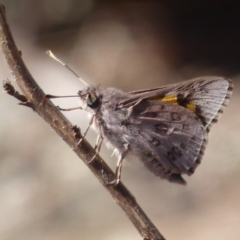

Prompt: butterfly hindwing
[{"left": 123, "top": 98, "right": 207, "bottom": 184}]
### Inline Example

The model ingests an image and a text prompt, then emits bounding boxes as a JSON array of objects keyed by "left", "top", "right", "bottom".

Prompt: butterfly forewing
[
  {"left": 123, "top": 76, "right": 233, "bottom": 130},
  {"left": 163, "top": 76, "right": 233, "bottom": 130}
]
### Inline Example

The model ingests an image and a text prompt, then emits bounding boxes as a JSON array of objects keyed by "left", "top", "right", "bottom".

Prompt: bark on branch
[{"left": 0, "top": 4, "right": 165, "bottom": 240}]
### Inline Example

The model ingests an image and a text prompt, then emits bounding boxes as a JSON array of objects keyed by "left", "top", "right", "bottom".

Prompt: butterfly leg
[
  {"left": 108, "top": 143, "right": 129, "bottom": 186},
  {"left": 77, "top": 114, "right": 95, "bottom": 145},
  {"left": 88, "top": 134, "right": 103, "bottom": 163},
  {"left": 57, "top": 106, "right": 82, "bottom": 111},
  {"left": 88, "top": 117, "right": 105, "bottom": 163}
]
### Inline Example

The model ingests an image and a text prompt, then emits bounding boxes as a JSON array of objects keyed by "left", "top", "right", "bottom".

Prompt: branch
[{"left": 0, "top": 4, "right": 165, "bottom": 240}]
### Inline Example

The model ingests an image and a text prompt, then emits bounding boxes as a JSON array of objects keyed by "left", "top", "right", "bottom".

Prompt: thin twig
[
  {"left": 3, "top": 80, "right": 35, "bottom": 109},
  {"left": 0, "top": 4, "right": 165, "bottom": 240}
]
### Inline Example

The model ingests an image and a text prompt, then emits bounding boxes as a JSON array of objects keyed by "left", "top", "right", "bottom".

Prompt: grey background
[{"left": 0, "top": 1, "right": 240, "bottom": 239}]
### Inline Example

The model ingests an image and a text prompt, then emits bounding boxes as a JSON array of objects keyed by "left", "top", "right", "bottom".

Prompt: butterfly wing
[
  {"left": 121, "top": 76, "right": 233, "bottom": 131},
  {"left": 118, "top": 76, "right": 233, "bottom": 184}
]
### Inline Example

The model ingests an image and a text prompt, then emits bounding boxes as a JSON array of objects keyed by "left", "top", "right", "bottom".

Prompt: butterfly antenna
[{"left": 46, "top": 50, "right": 89, "bottom": 87}]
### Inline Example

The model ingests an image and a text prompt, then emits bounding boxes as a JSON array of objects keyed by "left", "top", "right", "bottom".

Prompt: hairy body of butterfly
[{"left": 77, "top": 76, "right": 233, "bottom": 185}]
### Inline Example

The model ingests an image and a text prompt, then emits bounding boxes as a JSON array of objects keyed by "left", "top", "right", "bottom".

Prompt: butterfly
[{"left": 46, "top": 52, "right": 233, "bottom": 185}]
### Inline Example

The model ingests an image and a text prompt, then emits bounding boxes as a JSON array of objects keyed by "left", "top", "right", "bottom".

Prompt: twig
[
  {"left": 0, "top": 4, "right": 165, "bottom": 240},
  {"left": 3, "top": 80, "right": 35, "bottom": 109}
]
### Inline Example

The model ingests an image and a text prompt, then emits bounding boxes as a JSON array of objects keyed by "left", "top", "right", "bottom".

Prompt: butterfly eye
[{"left": 86, "top": 93, "right": 100, "bottom": 109}]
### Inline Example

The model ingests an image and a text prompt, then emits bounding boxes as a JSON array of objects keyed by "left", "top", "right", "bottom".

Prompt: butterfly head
[{"left": 78, "top": 86, "right": 102, "bottom": 112}]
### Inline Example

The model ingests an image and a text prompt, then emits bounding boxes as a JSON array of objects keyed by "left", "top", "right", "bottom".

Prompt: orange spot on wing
[
  {"left": 186, "top": 103, "right": 196, "bottom": 112},
  {"left": 161, "top": 95, "right": 178, "bottom": 104}
]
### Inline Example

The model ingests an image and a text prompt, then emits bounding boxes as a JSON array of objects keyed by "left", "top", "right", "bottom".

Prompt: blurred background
[{"left": 0, "top": 1, "right": 240, "bottom": 239}]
